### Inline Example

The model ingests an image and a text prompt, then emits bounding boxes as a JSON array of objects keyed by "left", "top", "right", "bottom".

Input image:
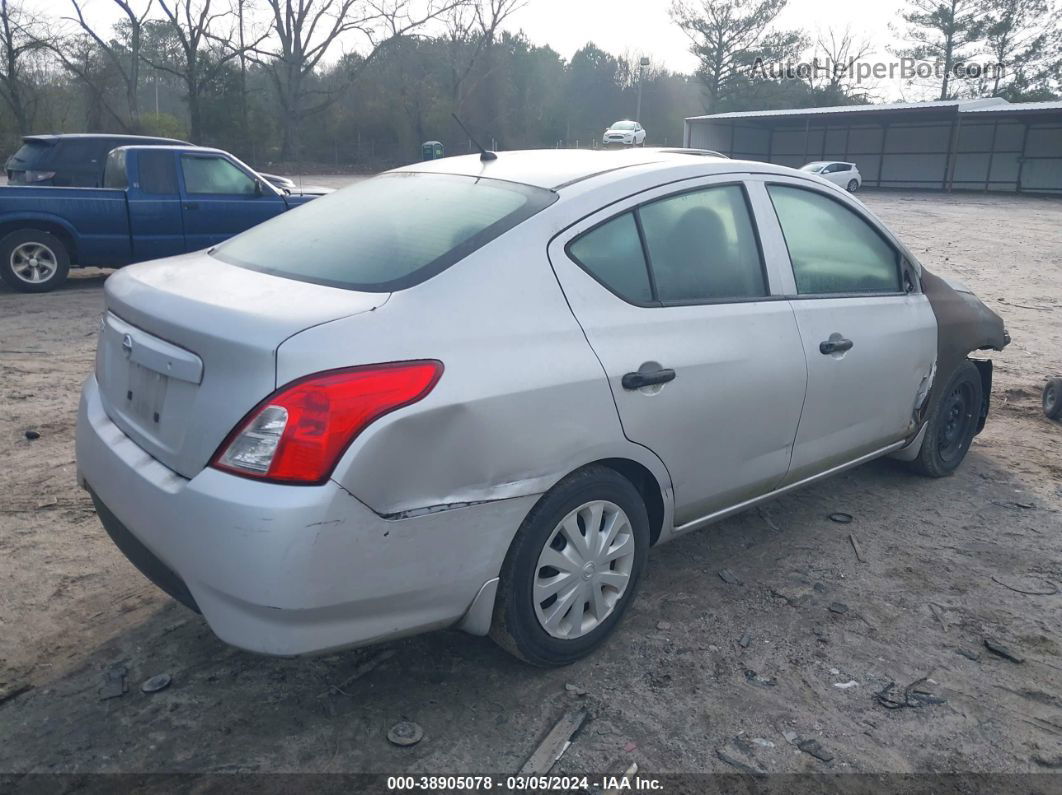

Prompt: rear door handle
[
  {"left": 819, "top": 337, "right": 854, "bottom": 355},
  {"left": 182, "top": 202, "right": 199, "bottom": 210},
  {"left": 622, "top": 368, "right": 676, "bottom": 390}
]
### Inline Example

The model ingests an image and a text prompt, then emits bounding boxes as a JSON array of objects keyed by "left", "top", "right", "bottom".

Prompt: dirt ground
[{"left": 1, "top": 189, "right": 1061, "bottom": 782}]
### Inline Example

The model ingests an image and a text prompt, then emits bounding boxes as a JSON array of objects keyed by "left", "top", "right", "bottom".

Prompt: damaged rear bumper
[{"left": 76, "top": 374, "right": 537, "bottom": 656}]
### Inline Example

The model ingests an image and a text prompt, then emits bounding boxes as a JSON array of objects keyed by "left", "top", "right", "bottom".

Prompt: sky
[
  {"left": 505, "top": 0, "right": 904, "bottom": 75},
  {"left": 32, "top": 0, "right": 912, "bottom": 96}
]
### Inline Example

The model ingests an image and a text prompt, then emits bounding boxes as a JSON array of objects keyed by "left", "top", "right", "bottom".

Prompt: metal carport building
[{"left": 684, "top": 98, "right": 1062, "bottom": 193}]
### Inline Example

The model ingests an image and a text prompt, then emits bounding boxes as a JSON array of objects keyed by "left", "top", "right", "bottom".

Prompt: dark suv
[{"left": 6, "top": 133, "right": 189, "bottom": 187}]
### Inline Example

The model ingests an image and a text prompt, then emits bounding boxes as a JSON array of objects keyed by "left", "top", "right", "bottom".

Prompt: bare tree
[
  {"left": 0, "top": 0, "right": 46, "bottom": 134},
  {"left": 147, "top": 0, "right": 259, "bottom": 141},
  {"left": 66, "top": 0, "right": 153, "bottom": 127},
  {"left": 443, "top": 0, "right": 524, "bottom": 109},
  {"left": 813, "top": 26, "right": 874, "bottom": 99},
  {"left": 252, "top": 0, "right": 464, "bottom": 160},
  {"left": 48, "top": 32, "right": 130, "bottom": 130}
]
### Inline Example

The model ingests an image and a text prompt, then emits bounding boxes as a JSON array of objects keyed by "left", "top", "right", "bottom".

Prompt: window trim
[
  {"left": 563, "top": 180, "right": 773, "bottom": 309},
  {"left": 765, "top": 182, "right": 907, "bottom": 299}
]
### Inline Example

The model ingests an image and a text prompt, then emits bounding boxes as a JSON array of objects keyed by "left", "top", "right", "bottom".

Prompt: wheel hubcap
[
  {"left": 10, "top": 242, "right": 58, "bottom": 284},
  {"left": 533, "top": 500, "right": 635, "bottom": 640}
]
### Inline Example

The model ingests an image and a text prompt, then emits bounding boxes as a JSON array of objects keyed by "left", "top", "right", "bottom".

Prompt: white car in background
[
  {"left": 603, "top": 121, "right": 646, "bottom": 147},
  {"left": 801, "top": 161, "right": 862, "bottom": 191}
]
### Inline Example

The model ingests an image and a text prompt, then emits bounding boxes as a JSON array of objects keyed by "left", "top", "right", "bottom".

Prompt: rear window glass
[
  {"left": 103, "top": 150, "right": 127, "bottom": 189},
  {"left": 213, "top": 172, "right": 557, "bottom": 291},
  {"left": 8, "top": 141, "right": 53, "bottom": 168}
]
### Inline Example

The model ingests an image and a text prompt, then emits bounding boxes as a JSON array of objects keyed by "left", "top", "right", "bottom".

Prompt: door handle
[
  {"left": 819, "top": 337, "right": 854, "bottom": 355},
  {"left": 182, "top": 202, "right": 199, "bottom": 210},
  {"left": 622, "top": 368, "right": 676, "bottom": 390}
]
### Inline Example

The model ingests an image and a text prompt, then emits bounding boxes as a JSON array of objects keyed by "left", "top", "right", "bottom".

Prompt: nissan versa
[{"left": 76, "top": 148, "right": 1008, "bottom": 666}]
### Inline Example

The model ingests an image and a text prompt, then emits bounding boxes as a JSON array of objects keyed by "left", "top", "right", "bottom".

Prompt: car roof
[
  {"left": 392, "top": 148, "right": 802, "bottom": 191},
  {"left": 22, "top": 133, "right": 190, "bottom": 145},
  {"left": 109, "top": 144, "right": 221, "bottom": 154}
]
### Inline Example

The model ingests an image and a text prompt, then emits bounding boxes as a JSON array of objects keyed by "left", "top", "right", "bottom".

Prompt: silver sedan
[{"left": 76, "top": 148, "right": 1007, "bottom": 666}]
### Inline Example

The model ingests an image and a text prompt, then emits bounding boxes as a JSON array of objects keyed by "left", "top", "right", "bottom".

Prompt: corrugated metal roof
[
  {"left": 959, "top": 100, "right": 1062, "bottom": 114},
  {"left": 686, "top": 97, "right": 1007, "bottom": 122}
]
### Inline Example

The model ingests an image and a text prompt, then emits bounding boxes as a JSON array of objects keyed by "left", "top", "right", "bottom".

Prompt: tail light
[{"left": 211, "top": 360, "right": 443, "bottom": 485}]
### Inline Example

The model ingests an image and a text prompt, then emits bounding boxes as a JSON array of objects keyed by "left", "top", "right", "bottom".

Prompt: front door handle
[
  {"left": 819, "top": 337, "right": 854, "bottom": 355},
  {"left": 182, "top": 202, "right": 199, "bottom": 210},
  {"left": 622, "top": 368, "right": 676, "bottom": 390}
]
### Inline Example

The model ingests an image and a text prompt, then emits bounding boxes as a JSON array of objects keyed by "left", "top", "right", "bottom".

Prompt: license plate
[{"left": 126, "top": 362, "right": 169, "bottom": 425}]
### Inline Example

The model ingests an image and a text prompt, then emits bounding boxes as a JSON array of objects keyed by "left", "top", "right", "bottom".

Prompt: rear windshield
[
  {"left": 212, "top": 172, "right": 557, "bottom": 292},
  {"left": 7, "top": 140, "right": 53, "bottom": 168}
]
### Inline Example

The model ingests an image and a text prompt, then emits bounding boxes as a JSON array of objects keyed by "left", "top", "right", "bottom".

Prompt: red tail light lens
[{"left": 211, "top": 360, "right": 443, "bottom": 485}]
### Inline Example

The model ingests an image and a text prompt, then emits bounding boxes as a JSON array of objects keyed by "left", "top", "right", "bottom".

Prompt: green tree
[
  {"left": 892, "top": 0, "right": 985, "bottom": 99},
  {"left": 980, "top": 0, "right": 1061, "bottom": 99},
  {"left": 670, "top": 0, "right": 805, "bottom": 113}
]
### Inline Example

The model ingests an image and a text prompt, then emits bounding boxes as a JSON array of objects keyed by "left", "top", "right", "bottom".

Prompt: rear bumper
[{"left": 76, "top": 374, "right": 537, "bottom": 656}]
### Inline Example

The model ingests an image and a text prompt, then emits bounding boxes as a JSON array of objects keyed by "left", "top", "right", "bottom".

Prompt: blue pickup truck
[{"left": 0, "top": 145, "right": 322, "bottom": 292}]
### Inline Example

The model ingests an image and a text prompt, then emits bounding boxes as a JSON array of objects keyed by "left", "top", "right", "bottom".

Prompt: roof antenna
[{"left": 452, "top": 113, "right": 497, "bottom": 161}]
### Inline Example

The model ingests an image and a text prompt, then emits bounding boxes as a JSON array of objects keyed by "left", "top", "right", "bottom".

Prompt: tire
[
  {"left": 1044, "top": 377, "right": 1062, "bottom": 420},
  {"left": 847, "top": 179, "right": 859, "bottom": 192},
  {"left": 490, "top": 465, "right": 650, "bottom": 666},
  {"left": 909, "top": 360, "right": 983, "bottom": 477},
  {"left": 0, "top": 230, "right": 71, "bottom": 293}
]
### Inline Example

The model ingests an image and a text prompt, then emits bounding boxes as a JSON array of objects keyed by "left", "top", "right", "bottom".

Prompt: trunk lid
[{"left": 98, "top": 251, "right": 388, "bottom": 478}]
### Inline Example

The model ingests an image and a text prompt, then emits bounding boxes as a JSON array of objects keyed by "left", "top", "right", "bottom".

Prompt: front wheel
[
  {"left": 847, "top": 179, "right": 859, "bottom": 192},
  {"left": 909, "top": 360, "right": 983, "bottom": 477},
  {"left": 490, "top": 465, "right": 649, "bottom": 666},
  {"left": 0, "top": 230, "right": 71, "bottom": 293}
]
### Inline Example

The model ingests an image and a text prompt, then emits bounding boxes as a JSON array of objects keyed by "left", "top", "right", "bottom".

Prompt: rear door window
[
  {"left": 567, "top": 213, "right": 653, "bottom": 303},
  {"left": 213, "top": 172, "right": 557, "bottom": 291},
  {"left": 639, "top": 184, "right": 766, "bottom": 303},
  {"left": 52, "top": 139, "right": 102, "bottom": 167},
  {"left": 768, "top": 184, "right": 901, "bottom": 295}
]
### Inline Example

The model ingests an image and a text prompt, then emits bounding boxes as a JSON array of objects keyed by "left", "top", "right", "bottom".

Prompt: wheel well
[
  {"left": 0, "top": 222, "right": 78, "bottom": 265},
  {"left": 971, "top": 358, "right": 993, "bottom": 433},
  {"left": 595, "top": 458, "right": 666, "bottom": 546}
]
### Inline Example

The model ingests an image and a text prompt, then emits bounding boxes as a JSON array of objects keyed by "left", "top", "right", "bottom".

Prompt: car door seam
[{"left": 542, "top": 242, "right": 678, "bottom": 497}]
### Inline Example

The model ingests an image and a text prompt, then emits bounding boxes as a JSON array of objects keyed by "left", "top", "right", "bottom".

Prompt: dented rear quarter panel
[{"left": 275, "top": 211, "right": 673, "bottom": 522}]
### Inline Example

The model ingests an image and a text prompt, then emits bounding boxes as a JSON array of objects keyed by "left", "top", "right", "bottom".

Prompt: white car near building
[
  {"left": 801, "top": 161, "right": 862, "bottom": 191},
  {"left": 603, "top": 121, "right": 646, "bottom": 146}
]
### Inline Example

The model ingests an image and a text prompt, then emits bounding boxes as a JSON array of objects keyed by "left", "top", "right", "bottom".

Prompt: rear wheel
[
  {"left": 490, "top": 465, "right": 649, "bottom": 666},
  {"left": 1044, "top": 377, "right": 1062, "bottom": 420},
  {"left": 847, "top": 179, "right": 859, "bottom": 192},
  {"left": 909, "top": 360, "right": 983, "bottom": 477},
  {"left": 0, "top": 230, "right": 71, "bottom": 293}
]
